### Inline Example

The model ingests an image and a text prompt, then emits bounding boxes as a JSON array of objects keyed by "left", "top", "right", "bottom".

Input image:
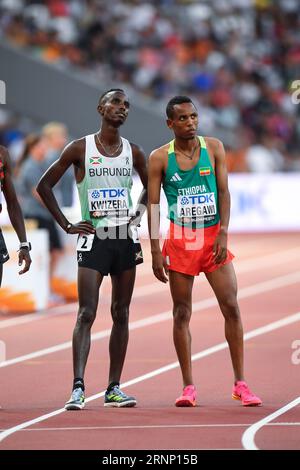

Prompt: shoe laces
[
  {"left": 235, "top": 380, "right": 248, "bottom": 389},
  {"left": 236, "top": 382, "right": 254, "bottom": 395},
  {"left": 72, "top": 387, "right": 84, "bottom": 400},
  {"left": 182, "top": 385, "right": 195, "bottom": 396},
  {"left": 110, "top": 386, "right": 127, "bottom": 398}
]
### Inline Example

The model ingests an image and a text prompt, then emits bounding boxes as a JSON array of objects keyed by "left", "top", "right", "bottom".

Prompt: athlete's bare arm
[
  {"left": 206, "top": 137, "right": 230, "bottom": 264},
  {"left": 0, "top": 146, "right": 31, "bottom": 274},
  {"left": 131, "top": 143, "right": 148, "bottom": 225},
  {"left": 148, "top": 145, "right": 169, "bottom": 283},
  {"left": 36, "top": 139, "right": 95, "bottom": 235}
]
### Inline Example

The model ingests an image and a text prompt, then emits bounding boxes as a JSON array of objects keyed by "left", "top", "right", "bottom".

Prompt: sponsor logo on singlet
[
  {"left": 88, "top": 187, "right": 129, "bottom": 217},
  {"left": 177, "top": 193, "right": 217, "bottom": 219},
  {"left": 176, "top": 185, "right": 216, "bottom": 221},
  {"left": 170, "top": 173, "right": 182, "bottom": 182}
]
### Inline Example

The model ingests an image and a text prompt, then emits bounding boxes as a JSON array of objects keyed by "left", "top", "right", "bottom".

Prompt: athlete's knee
[
  {"left": 173, "top": 302, "right": 191, "bottom": 327},
  {"left": 76, "top": 306, "right": 97, "bottom": 327},
  {"left": 219, "top": 295, "right": 240, "bottom": 320},
  {"left": 111, "top": 301, "right": 129, "bottom": 326}
]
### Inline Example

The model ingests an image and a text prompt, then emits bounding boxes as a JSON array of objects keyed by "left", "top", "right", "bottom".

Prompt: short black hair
[
  {"left": 98, "top": 88, "right": 125, "bottom": 105},
  {"left": 166, "top": 95, "right": 194, "bottom": 119}
]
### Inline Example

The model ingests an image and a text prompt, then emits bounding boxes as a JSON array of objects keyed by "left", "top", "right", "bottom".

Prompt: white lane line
[
  {"left": 9, "top": 422, "right": 300, "bottom": 432},
  {"left": 242, "top": 397, "right": 300, "bottom": 450},
  {"left": 1, "top": 310, "right": 300, "bottom": 444},
  {"left": 14, "top": 424, "right": 252, "bottom": 432},
  {"left": 267, "top": 422, "right": 300, "bottom": 426},
  {"left": 1, "top": 270, "right": 300, "bottom": 368},
  {"left": 2, "top": 245, "right": 300, "bottom": 329}
]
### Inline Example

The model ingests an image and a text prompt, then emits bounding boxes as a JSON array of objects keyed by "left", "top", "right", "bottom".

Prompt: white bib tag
[
  {"left": 129, "top": 225, "right": 140, "bottom": 244},
  {"left": 77, "top": 233, "right": 95, "bottom": 251}
]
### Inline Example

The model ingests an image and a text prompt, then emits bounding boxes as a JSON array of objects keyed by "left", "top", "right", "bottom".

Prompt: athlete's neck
[
  {"left": 98, "top": 123, "right": 121, "bottom": 146},
  {"left": 174, "top": 136, "right": 198, "bottom": 151}
]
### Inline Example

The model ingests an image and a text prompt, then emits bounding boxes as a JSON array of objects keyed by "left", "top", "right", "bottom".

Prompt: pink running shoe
[
  {"left": 232, "top": 381, "right": 262, "bottom": 406},
  {"left": 175, "top": 385, "right": 197, "bottom": 407}
]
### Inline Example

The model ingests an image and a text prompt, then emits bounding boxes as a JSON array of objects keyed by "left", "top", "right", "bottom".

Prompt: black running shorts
[
  {"left": 76, "top": 224, "right": 143, "bottom": 275},
  {"left": 0, "top": 229, "right": 9, "bottom": 264}
]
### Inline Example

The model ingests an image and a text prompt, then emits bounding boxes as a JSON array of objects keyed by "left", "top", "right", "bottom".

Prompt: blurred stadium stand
[
  {"left": 0, "top": 40, "right": 168, "bottom": 157},
  {"left": 0, "top": 0, "right": 300, "bottom": 171}
]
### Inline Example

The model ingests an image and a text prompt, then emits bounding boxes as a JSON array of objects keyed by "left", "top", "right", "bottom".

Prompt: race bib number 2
[{"left": 77, "top": 233, "right": 95, "bottom": 252}]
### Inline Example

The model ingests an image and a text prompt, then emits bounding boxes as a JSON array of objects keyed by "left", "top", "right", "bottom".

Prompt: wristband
[{"left": 19, "top": 242, "right": 31, "bottom": 251}]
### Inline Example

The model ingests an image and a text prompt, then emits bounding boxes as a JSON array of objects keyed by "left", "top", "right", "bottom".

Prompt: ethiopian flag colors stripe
[{"left": 199, "top": 167, "right": 211, "bottom": 176}]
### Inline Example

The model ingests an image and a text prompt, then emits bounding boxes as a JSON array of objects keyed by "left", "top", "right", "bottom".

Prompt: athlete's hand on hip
[
  {"left": 152, "top": 251, "right": 169, "bottom": 283},
  {"left": 68, "top": 221, "right": 96, "bottom": 235},
  {"left": 18, "top": 249, "right": 32, "bottom": 275},
  {"left": 213, "top": 230, "right": 228, "bottom": 264}
]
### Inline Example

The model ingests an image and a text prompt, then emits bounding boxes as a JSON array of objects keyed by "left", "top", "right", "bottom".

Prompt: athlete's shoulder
[
  {"left": 61, "top": 137, "right": 85, "bottom": 159},
  {"left": 129, "top": 141, "right": 145, "bottom": 158},
  {"left": 67, "top": 137, "right": 86, "bottom": 151},
  {"left": 149, "top": 142, "right": 170, "bottom": 161},
  {"left": 204, "top": 137, "right": 225, "bottom": 155},
  {"left": 203, "top": 136, "right": 225, "bottom": 152},
  {"left": 203, "top": 137, "right": 226, "bottom": 168}
]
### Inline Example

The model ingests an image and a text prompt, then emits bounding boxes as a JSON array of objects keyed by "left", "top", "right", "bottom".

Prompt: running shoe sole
[
  {"left": 175, "top": 398, "right": 196, "bottom": 407},
  {"left": 232, "top": 393, "right": 262, "bottom": 406},
  {"left": 65, "top": 402, "right": 85, "bottom": 411},
  {"left": 104, "top": 400, "right": 137, "bottom": 408}
]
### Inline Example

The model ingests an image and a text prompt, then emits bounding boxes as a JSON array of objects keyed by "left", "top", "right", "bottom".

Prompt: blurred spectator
[
  {"left": 0, "top": 108, "right": 38, "bottom": 165},
  {"left": 0, "top": 109, "right": 24, "bottom": 163},
  {"left": 245, "top": 133, "right": 285, "bottom": 172},
  {"left": 42, "top": 122, "right": 74, "bottom": 207},
  {"left": 16, "top": 133, "right": 63, "bottom": 298},
  {"left": 0, "top": 0, "right": 299, "bottom": 170}
]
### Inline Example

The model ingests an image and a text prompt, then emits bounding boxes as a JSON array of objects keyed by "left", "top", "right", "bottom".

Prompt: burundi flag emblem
[
  {"left": 199, "top": 167, "right": 211, "bottom": 176},
  {"left": 90, "top": 156, "right": 102, "bottom": 165}
]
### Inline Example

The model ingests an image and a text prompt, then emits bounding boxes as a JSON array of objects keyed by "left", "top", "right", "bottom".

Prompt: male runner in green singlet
[
  {"left": 0, "top": 146, "right": 31, "bottom": 286},
  {"left": 148, "top": 96, "right": 262, "bottom": 407},
  {"left": 37, "top": 89, "right": 147, "bottom": 409}
]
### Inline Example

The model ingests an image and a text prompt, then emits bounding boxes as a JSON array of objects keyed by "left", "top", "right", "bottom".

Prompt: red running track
[{"left": 0, "top": 233, "right": 300, "bottom": 450}]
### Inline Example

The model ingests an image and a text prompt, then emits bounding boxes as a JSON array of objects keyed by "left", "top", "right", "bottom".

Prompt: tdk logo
[
  {"left": 91, "top": 188, "right": 126, "bottom": 199},
  {"left": 183, "top": 194, "right": 214, "bottom": 204}
]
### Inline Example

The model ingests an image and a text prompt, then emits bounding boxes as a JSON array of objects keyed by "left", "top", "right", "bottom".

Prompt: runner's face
[
  {"left": 99, "top": 92, "right": 130, "bottom": 126},
  {"left": 167, "top": 103, "right": 198, "bottom": 139}
]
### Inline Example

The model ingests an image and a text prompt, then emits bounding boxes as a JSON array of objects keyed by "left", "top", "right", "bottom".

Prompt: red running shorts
[{"left": 162, "top": 222, "right": 234, "bottom": 276}]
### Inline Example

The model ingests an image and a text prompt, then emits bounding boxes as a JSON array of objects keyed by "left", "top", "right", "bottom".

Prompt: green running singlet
[{"left": 163, "top": 136, "right": 220, "bottom": 229}]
